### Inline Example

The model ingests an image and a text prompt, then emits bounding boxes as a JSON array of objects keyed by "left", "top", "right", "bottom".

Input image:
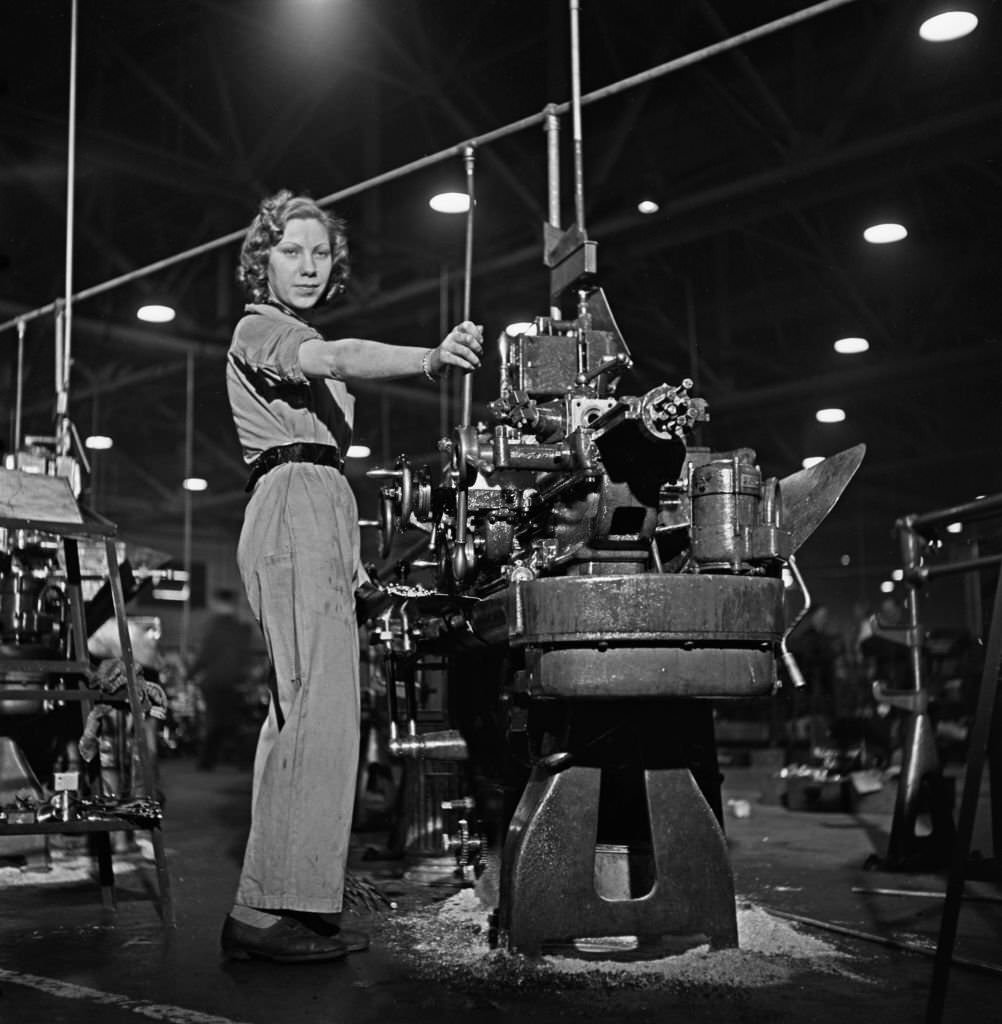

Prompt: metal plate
[
  {"left": 507, "top": 573, "right": 785, "bottom": 644},
  {"left": 524, "top": 644, "right": 776, "bottom": 698},
  {"left": 779, "top": 443, "right": 866, "bottom": 553}
]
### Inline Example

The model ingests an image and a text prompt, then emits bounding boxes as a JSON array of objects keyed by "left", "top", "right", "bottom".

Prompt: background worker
[{"left": 190, "top": 588, "right": 254, "bottom": 772}]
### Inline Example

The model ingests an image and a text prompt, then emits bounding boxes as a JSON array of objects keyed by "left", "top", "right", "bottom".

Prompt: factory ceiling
[{"left": 2, "top": 0, "right": 1001, "bottom": 608}]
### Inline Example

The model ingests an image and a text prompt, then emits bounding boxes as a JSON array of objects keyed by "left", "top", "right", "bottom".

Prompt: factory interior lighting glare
[
  {"left": 182, "top": 477, "right": 208, "bottom": 492},
  {"left": 136, "top": 303, "right": 176, "bottom": 323},
  {"left": 834, "top": 336, "right": 869, "bottom": 354},
  {"left": 84, "top": 434, "right": 113, "bottom": 450},
  {"left": 863, "top": 222, "right": 908, "bottom": 244},
  {"left": 346, "top": 443, "right": 371, "bottom": 459},
  {"left": 505, "top": 322, "right": 536, "bottom": 336},
  {"left": 919, "top": 11, "right": 978, "bottom": 42},
  {"left": 428, "top": 192, "right": 470, "bottom": 214},
  {"left": 946, "top": 521, "right": 964, "bottom": 534},
  {"left": 816, "top": 408, "right": 846, "bottom": 424},
  {"left": 891, "top": 569, "right": 904, "bottom": 581},
  {"left": 637, "top": 199, "right": 660, "bottom": 214},
  {"left": 801, "top": 456, "right": 825, "bottom": 469},
  {"left": 880, "top": 581, "right": 895, "bottom": 594}
]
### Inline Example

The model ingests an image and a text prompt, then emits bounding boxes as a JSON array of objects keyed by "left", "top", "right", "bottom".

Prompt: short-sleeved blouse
[{"left": 226, "top": 302, "right": 355, "bottom": 465}]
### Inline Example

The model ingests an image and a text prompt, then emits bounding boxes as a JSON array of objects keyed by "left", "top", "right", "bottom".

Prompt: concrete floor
[{"left": 0, "top": 753, "right": 999, "bottom": 1024}]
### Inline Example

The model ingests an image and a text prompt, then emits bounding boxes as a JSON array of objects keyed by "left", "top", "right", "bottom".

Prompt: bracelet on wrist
[{"left": 421, "top": 349, "right": 437, "bottom": 382}]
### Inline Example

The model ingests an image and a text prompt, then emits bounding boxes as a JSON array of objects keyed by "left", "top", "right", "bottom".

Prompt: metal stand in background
[
  {"left": 907, "top": 494, "right": 1002, "bottom": 1024},
  {"left": 869, "top": 519, "right": 957, "bottom": 871},
  {"left": 0, "top": 472, "right": 174, "bottom": 925}
]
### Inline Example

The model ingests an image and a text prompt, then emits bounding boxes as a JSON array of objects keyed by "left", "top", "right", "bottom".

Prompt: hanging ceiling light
[
  {"left": 833, "top": 337, "right": 869, "bottom": 354},
  {"left": 816, "top": 408, "right": 846, "bottom": 424},
  {"left": 346, "top": 443, "right": 371, "bottom": 459},
  {"left": 637, "top": 199, "right": 660, "bottom": 215},
  {"left": 429, "top": 192, "right": 470, "bottom": 214},
  {"left": 84, "top": 434, "right": 113, "bottom": 450},
  {"left": 919, "top": 11, "right": 978, "bottom": 42},
  {"left": 137, "top": 304, "right": 176, "bottom": 323},
  {"left": 182, "top": 477, "right": 207, "bottom": 491},
  {"left": 863, "top": 222, "right": 908, "bottom": 244}
]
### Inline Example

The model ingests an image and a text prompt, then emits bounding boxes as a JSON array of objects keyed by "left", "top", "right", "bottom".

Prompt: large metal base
[{"left": 497, "top": 763, "right": 737, "bottom": 955}]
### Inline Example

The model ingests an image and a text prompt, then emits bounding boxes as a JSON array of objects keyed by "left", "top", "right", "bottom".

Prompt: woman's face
[{"left": 266, "top": 217, "right": 333, "bottom": 311}]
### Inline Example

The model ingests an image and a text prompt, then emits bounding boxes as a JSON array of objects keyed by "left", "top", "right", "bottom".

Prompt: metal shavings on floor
[
  {"left": 384, "top": 886, "right": 869, "bottom": 992},
  {"left": 0, "top": 846, "right": 146, "bottom": 887}
]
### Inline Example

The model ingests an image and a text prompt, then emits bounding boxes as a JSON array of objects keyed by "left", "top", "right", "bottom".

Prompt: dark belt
[{"left": 246, "top": 442, "right": 344, "bottom": 493}]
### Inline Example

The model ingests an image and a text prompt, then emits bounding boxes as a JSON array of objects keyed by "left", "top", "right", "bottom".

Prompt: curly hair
[{"left": 237, "top": 190, "right": 350, "bottom": 305}]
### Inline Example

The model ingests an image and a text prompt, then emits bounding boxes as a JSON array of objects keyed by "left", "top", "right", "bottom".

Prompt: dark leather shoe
[
  {"left": 283, "top": 911, "right": 370, "bottom": 953},
  {"left": 220, "top": 914, "right": 349, "bottom": 963},
  {"left": 331, "top": 926, "right": 370, "bottom": 953}
]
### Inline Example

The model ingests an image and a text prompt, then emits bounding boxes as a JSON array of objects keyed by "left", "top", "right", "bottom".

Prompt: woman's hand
[{"left": 428, "top": 321, "right": 483, "bottom": 377}]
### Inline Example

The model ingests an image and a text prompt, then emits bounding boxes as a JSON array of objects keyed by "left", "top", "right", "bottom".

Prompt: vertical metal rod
[
  {"left": 106, "top": 537, "right": 156, "bottom": 797},
  {"left": 544, "top": 104, "right": 562, "bottom": 229},
  {"left": 926, "top": 569, "right": 1002, "bottom": 1023},
  {"left": 544, "top": 104, "right": 563, "bottom": 320},
  {"left": 963, "top": 536, "right": 984, "bottom": 640},
  {"left": 438, "top": 264, "right": 450, "bottom": 465},
  {"left": 386, "top": 652, "right": 401, "bottom": 744},
  {"left": 54, "top": 304, "right": 65, "bottom": 432},
  {"left": 900, "top": 522, "right": 925, "bottom": 695},
  {"left": 181, "top": 352, "right": 194, "bottom": 660},
  {"left": 569, "top": 0, "right": 586, "bottom": 231},
  {"left": 14, "top": 320, "right": 25, "bottom": 452},
  {"left": 58, "top": 0, "right": 79, "bottom": 457},
  {"left": 452, "top": 147, "right": 477, "bottom": 581},
  {"left": 460, "top": 145, "right": 476, "bottom": 428}
]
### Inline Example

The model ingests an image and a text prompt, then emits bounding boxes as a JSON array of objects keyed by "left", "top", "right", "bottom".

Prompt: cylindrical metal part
[
  {"left": 460, "top": 144, "right": 476, "bottom": 429},
  {"left": 389, "top": 730, "right": 469, "bottom": 761},
  {"left": 544, "top": 103, "right": 561, "bottom": 230},
  {"left": 494, "top": 574, "right": 784, "bottom": 698},
  {"left": 506, "top": 573, "right": 784, "bottom": 645},
  {"left": 14, "top": 320, "right": 25, "bottom": 452},
  {"left": 59, "top": 0, "right": 78, "bottom": 458},
  {"left": 898, "top": 523, "right": 925, "bottom": 695},
  {"left": 691, "top": 458, "right": 762, "bottom": 568},
  {"left": 569, "top": 0, "right": 586, "bottom": 231}
]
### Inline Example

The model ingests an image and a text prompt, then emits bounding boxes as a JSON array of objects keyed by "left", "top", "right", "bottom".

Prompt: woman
[{"left": 221, "top": 190, "right": 482, "bottom": 962}]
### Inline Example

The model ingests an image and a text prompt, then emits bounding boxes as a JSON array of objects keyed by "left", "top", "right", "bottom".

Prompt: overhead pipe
[{"left": 0, "top": 0, "right": 861, "bottom": 338}]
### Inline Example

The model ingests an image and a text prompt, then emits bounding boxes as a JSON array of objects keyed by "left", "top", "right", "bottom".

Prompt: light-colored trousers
[{"left": 234, "top": 462, "right": 361, "bottom": 913}]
